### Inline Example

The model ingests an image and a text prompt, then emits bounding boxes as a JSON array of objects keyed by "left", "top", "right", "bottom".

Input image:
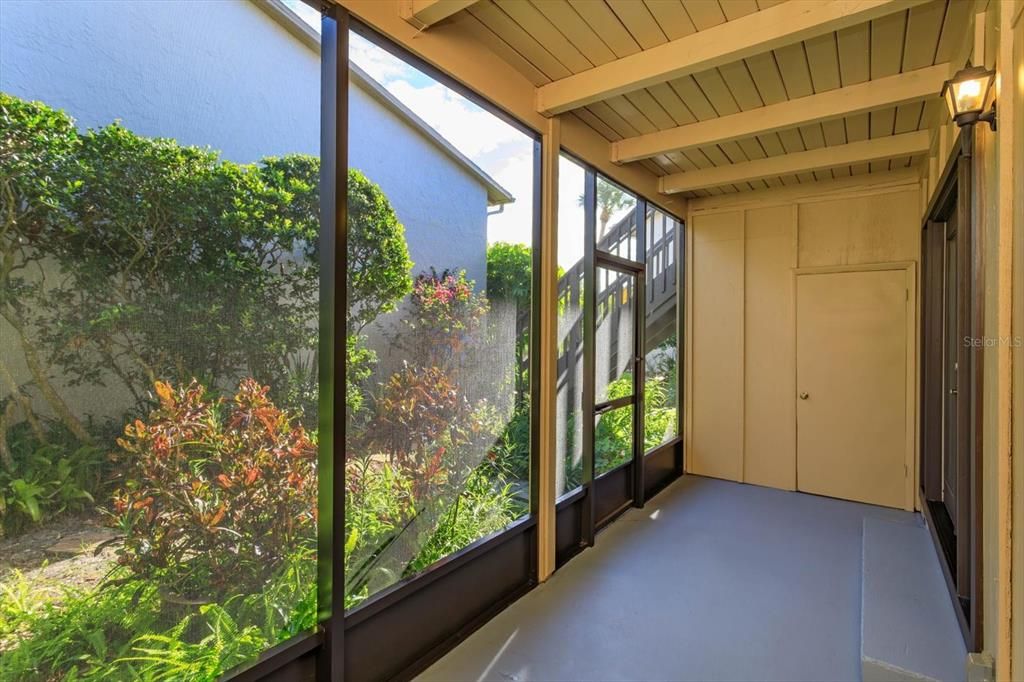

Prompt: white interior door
[{"left": 796, "top": 268, "right": 909, "bottom": 509}]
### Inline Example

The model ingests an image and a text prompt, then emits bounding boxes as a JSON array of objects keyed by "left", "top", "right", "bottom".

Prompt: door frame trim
[{"left": 792, "top": 261, "right": 918, "bottom": 512}]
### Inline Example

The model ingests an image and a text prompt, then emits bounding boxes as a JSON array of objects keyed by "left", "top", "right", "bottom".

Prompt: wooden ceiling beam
[
  {"left": 659, "top": 131, "right": 931, "bottom": 193},
  {"left": 536, "top": 0, "right": 931, "bottom": 115},
  {"left": 399, "top": 0, "right": 477, "bottom": 30},
  {"left": 612, "top": 63, "right": 951, "bottom": 163}
]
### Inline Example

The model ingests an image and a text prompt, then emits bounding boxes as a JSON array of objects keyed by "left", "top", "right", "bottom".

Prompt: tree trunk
[
  {"left": 0, "top": 307, "right": 92, "bottom": 444},
  {"left": 0, "top": 356, "right": 48, "bottom": 445}
]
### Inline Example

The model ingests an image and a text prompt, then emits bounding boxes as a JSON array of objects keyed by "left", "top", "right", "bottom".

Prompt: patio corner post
[
  {"left": 537, "top": 117, "right": 560, "bottom": 581},
  {"left": 317, "top": 5, "right": 348, "bottom": 681}
]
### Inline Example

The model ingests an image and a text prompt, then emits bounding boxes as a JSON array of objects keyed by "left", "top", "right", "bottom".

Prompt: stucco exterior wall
[
  {"left": 0, "top": 0, "right": 489, "bottom": 284},
  {"left": 0, "top": 0, "right": 320, "bottom": 163},
  {"left": 348, "top": 85, "right": 489, "bottom": 287},
  {"left": 0, "top": 0, "right": 491, "bottom": 422}
]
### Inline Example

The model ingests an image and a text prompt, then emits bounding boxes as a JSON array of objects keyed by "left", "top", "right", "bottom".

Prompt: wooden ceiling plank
[
  {"left": 934, "top": 0, "right": 969, "bottom": 63},
  {"left": 758, "top": 133, "right": 787, "bottom": 157},
  {"left": 529, "top": 0, "right": 618, "bottom": 67},
  {"left": 574, "top": 107, "right": 623, "bottom": 141},
  {"left": 625, "top": 89, "right": 678, "bottom": 130},
  {"left": 607, "top": 0, "right": 668, "bottom": 49},
  {"left": 756, "top": 0, "right": 786, "bottom": 9},
  {"left": 737, "top": 136, "right": 768, "bottom": 160},
  {"left": 718, "top": 60, "right": 765, "bottom": 110},
  {"left": 610, "top": 63, "right": 949, "bottom": 161},
  {"left": 496, "top": 0, "right": 593, "bottom": 73},
  {"left": 537, "top": 0, "right": 930, "bottom": 114},
  {"left": 659, "top": 130, "right": 930, "bottom": 192},
  {"left": 667, "top": 76, "right": 719, "bottom": 120},
  {"left": 902, "top": 0, "right": 946, "bottom": 70},
  {"left": 719, "top": 0, "right": 761, "bottom": 21},
  {"left": 647, "top": 82, "right": 698, "bottom": 126},
  {"left": 666, "top": 150, "right": 699, "bottom": 172},
  {"left": 891, "top": 99, "right": 923, "bottom": 171},
  {"left": 605, "top": 94, "right": 660, "bottom": 134},
  {"left": 682, "top": 0, "right": 727, "bottom": 30},
  {"left": 698, "top": 143, "right": 734, "bottom": 167},
  {"left": 798, "top": 123, "right": 833, "bottom": 180},
  {"left": 400, "top": 0, "right": 478, "bottom": 29},
  {"left": 869, "top": 105, "right": 896, "bottom": 172},
  {"left": 567, "top": 0, "right": 642, "bottom": 58},
  {"left": 774, "top": 42, "right": 814, "bottom": 98},
  {"left": 836, "top": 21, "right": 871, "bottom": 85},
  {"left": 587, "top": 100, "right": 640, "bottom": 138},
  {"left": 845, "top": 112, "right": 870, "bottom": 174},
  {"left": 777, "top": 128, "right": 806, "bottom": 154},
  {"left": 870, "top": 10, "right": 908, "bottom": 79},
  {"left": 718, "top": 140, "right": 750, "bottom": 164},
  {"left": 460, "top": 11, "right": 552, "bottom": 85},
  {"left": 682, "top": 148, "right": 715, "bottom": 170},
  {"left": 469, "top": 2, "right": 571, "bottom": 79},
  {"left": 643, "top": 0, "right": 697, "bottom": 41},
  {"left": 693, "top": 68, "right": 742, "bottom": 116},
  {"left": 744, "top": 52, "right": 789, "bottom": 104},
  {"left": 653, "top": 154, "right": 683, "bottom": 174},
  {"left": 821, "top": 118, "right": 848, "bottom": 146},
  {"left": 804, "top": 32, "right": 842, "bottom": 92}
]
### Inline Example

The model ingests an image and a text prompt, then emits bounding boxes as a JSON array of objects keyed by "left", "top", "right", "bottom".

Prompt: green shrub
[
  {"left": 0, "top": 552, "right": 315, "bottom": 681},
  {"left": 0, "top": 422, "right": 106, "bottom": 536},
  {"left": 111, "top": 379, "right": 316, "bottom": 600},
  {"left": 486, "top": 407, "right": 530, "bottom": 483},
  {"left": 405, "top": 466, "right": 521, "bottom": 575},
  {"left": 486, "top": 242, "right": 532, "bottom": 306}
]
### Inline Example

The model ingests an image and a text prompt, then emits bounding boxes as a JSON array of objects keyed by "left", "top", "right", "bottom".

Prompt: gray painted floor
[{"left": 419, "top": 475, "right": 913, "bottom": 682}]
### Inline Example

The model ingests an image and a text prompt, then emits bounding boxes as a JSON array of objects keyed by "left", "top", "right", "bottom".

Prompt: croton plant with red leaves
[{"left": 111, "top": 378, "right": 316, "bottom": 599}]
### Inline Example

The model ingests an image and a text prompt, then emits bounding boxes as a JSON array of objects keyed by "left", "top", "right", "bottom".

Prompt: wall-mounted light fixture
[{"left": 942, "top": 65, "right": 997, "bottom": 134}]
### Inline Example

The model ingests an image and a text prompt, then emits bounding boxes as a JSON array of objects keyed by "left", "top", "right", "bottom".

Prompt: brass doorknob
[{"left": 799, "top": 392, "right": 809, "bottom": 400}]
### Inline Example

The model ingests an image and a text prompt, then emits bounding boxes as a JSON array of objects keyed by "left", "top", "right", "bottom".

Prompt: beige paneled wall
[
  {"left": 686, "top": 183, "right": 920, "bottom": 492},
  {"left": 689, "top": 210, "right": 744, "bottom": 482},
  {"left": 798, "top": 193, "right": 921, "bottom": 267},
  {"left": 743, "top": 205, "right": 796, "bottom": 490}
]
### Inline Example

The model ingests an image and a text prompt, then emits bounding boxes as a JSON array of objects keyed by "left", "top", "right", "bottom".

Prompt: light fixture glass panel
[
  {"left": 942, "top": 66, "right": 995, "bottom": 120},
  {"left": 950, "top": 76, "right": 988, "bottom": 114}
]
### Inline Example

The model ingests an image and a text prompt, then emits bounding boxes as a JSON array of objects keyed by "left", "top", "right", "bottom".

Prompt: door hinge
[{"left": 906, "top": 288, "right": 909, "bottom": 301}]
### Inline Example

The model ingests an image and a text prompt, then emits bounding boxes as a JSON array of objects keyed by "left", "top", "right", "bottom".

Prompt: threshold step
[{"left": 861, "top": 517, "right": 966, "bottom": 682}]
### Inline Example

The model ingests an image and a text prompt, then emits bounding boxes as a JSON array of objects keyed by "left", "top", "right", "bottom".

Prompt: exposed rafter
[
  {"left": 659, "top": 131, "right": 931, "bottom": 194},
  {"left": 399, "top": 0, "right": 477, "bottom": 30},
  {"left": 536, "top": 0, "right": 930, "bottom": 115},
  {"left": 612, "top": 64, "right": 951, "bottom": 163}
]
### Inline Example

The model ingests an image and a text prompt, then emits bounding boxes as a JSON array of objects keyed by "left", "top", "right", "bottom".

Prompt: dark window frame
[
  {"left": 919, "top": 131, "right": 984, "bottom": 653},
  {"left": 226, "top": 5, "right": 687, "bottom": 680}
]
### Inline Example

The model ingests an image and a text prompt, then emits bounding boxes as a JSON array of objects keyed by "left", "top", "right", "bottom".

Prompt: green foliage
[
  {"left": 486, "top": 242, "right": 532, "bottom": 305},
  {"left": 594, "top": 363, "right": 678, "bottom": 472},
  {"left": 345, "top": 335, "right": 377, "bottom": 417},
  {"left": 579, "top": 181, "right": 630, "bottom": 232},
  {"left": 405, "top": 466, "right": 521, "bottom": 574},
  {"left": 2, "top": 94, "right": 413, "bottom": 445},
  {"left": 0, "top": 552, "right": 314, "bottom": 681},
  {"left": 111, "top": 379, "right": 317, "bottom": 599},
  {"left": 347, "top": 168, "right": 414, "bottom": 334},
  {"left": 405, "top": 269, "right": 489, "bottom": 371},
  {"left": 487, "top": 407, "right": 530, "bottom": 483},
  {"left": 0, "top": 422, "right": 105, "bottom": 535},
  {"left": 342, "top": 457, "right": 520, "bottom": 610},
  {"left": 356, "top": 365, "right": 498, "bottom": 493},
  {"left": 31, "top": 122, "right": 319, "bottom": 414}
]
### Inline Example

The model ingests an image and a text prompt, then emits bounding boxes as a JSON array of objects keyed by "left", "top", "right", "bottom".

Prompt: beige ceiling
[{"left": 423, "top": 0, "right": 968, "bottom": 198}]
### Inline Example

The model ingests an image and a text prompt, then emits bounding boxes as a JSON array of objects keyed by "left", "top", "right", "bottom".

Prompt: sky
[{"left": 283, "top": 0, "right": 610, "bottom": 268}]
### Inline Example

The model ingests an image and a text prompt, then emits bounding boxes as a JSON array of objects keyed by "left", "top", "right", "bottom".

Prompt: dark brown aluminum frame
[
  {"left": 919, "top": 130, "right": 984, "bottom": 653},
  {"left": 226, "top": 5, "right": 687, "bottom": 679}
]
